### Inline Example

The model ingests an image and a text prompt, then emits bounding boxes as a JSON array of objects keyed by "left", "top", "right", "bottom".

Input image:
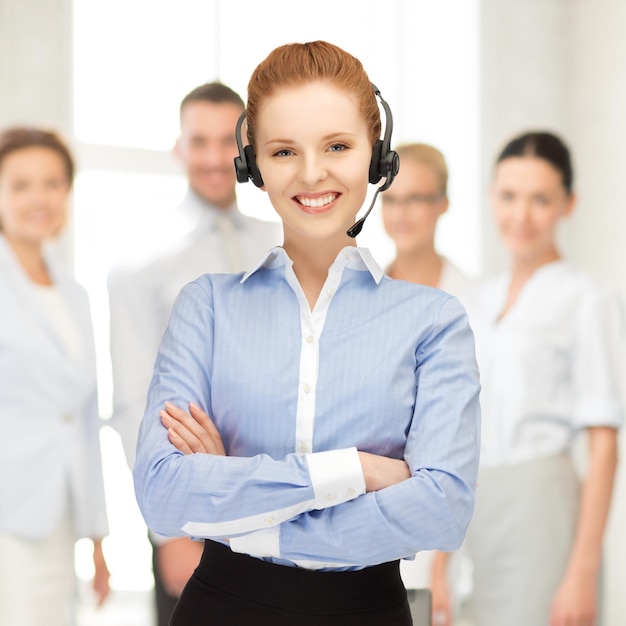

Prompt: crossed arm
[
  {"left": 134, "top": 284, "right": 480, "bottom": 566},
  {"left": 161, "top": 401, "right": 411, "bottom": 494}
]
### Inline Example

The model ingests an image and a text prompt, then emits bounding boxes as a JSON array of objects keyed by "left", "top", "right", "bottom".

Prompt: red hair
[{"left": 246, "top": 41, "right": 381, "bottom": 148}]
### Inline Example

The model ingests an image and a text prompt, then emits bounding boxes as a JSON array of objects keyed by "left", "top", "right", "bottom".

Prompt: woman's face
[
  {"left": 0, "top": 146, "right": 70, "bottom": 246},
  {"left": 381, "top": 159, "right": 448, "bottom": 255},
  {"left": 254, "top": 81, "right": 372, "bottom": 244},
  {"left": 491, "top": 156, "right": 574, "bottom": 263}
]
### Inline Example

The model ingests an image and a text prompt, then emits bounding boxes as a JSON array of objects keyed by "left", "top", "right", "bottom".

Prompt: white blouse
[
  {"left": 469, "top": 260, "right": 624, "bottom": 467},
  {"left": 31, "top": 284, "right": 82, "bottom": 361}
]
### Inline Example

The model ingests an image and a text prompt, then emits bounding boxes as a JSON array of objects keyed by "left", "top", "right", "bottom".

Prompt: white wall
[
  {"left": 565, "top": 4, "right": 626, "bottom": 624},
  {"left": 0, "top": 0, "right": 72, "bottom": 132},
  {"left": 479, "top": 0, "right": 570, "bottom": 274}
]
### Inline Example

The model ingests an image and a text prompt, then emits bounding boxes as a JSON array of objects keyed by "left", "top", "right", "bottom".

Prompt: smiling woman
[
  {"left": 132, "top": 40, "right": 481, "bottom": 626},
  {"left": 490, "top": 153, "right": 574, "bottom": 270},
  {"left": 0, "top": 148, "right": 68, "bottom": 242},
  {"left": 255, "top": 82, "right": 372, "bottom": 263}
]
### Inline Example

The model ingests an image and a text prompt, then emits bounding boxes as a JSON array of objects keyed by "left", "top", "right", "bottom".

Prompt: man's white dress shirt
[{"left": 108, "top": 190, "right": 282, "bottom": 465}]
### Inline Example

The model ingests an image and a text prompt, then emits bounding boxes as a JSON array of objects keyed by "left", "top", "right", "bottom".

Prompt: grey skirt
[{"left": 466, "top": 454, "right": 580, "bottom": 626}]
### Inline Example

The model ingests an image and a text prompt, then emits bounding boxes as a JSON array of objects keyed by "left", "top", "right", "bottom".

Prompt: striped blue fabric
[{"left": 134, "top": 246, "right": 480, "bottom": 570}]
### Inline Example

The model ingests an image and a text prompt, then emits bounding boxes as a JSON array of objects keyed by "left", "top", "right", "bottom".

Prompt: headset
[{"left": 234, "top": 83, "right": 399, "bottom": 237}]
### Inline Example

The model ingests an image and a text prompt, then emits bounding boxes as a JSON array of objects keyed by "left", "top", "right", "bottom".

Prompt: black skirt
[{"left": 170, "top": 540, "right": 413, "bottom": 625}]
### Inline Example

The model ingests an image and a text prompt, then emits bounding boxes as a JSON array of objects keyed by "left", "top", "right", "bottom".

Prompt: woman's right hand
[
  {"left": 161, "top": 401, "right": 226, "bottom": 456},
  {"left": 357, "top": 451, "right": 410, "bottom": 491},
  {"left": 431, "top": 551, "right": 453, "bottom": 626}
]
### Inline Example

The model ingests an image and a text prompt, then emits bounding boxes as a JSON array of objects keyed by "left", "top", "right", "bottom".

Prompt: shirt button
[
  {"left": 264, "top": 516, "right": 275, "bottom": 524},
  {"left": 347, "top": 488, "right": 356, "bottom": 497},
  {"left": 303, "top": 383, "right": 312, "bottom": 393},
  {"left": 326, "top": 288, "right": 334, "bottom": 297},
  {"left": 305, "top": 335, "right": 314, "bottom": 343},
  {"left": 63, "top": 413, "right": 73, "bottom": 423},
  {"left": 298, "top": 442, "right": 310, "bottom": 453},
  {"left": 326, "top": 493, "right": 337, "bottom": 502}
]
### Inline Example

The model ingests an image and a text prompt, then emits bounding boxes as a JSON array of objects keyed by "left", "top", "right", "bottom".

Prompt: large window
[{"left": 72, "top": 0, "right": 480, "bottom": 613}]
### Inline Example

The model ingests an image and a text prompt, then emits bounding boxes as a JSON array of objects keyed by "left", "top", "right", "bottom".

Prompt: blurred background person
[
  {"left": 381, "top": 142, "right": 474, "bottom": 624},
  {"left": 0, "top": 126, "right": 110, "bottom": 626},
  {"left": 433, "top": 130, "right": 623, "bottom": 626},
  {"left": 108, "top": 82, "right": 281, "bottom": 626},
  {"left": 381, "top": 142, "right": 474, "bottom": 301}
]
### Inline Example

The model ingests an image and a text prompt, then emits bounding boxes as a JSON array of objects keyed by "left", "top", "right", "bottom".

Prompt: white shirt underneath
[
  {"left": 31, "top": 284, "right": 82, "bottom": 361},
  {"left": 468, "top": 260, "right": 624, "bottom": 467}
]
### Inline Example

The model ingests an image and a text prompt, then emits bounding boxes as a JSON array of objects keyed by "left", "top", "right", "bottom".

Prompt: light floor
[{"left": 75, "top": 584, "right": 153, "bottom": 626}]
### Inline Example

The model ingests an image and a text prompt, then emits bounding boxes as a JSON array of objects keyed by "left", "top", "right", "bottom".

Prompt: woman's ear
[
  {"left": 437, "top": 196, "right": 450, "bottom": 217},
  {"left": 563, "top": 191, "right": 577, "bottom": 218}
]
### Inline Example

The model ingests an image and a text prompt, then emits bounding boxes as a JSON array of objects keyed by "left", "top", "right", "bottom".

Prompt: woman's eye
[
  {"left": 534, "top": 195, "right": 550, "bottom": 206},
  {"left": 12, "top": 181, "right": 29, "bottom": 192},
  {"left": 329, "top": 143, "right": 347, "bottom": 152},
  {"left": 273, "top": 149, "right": 293, "bottom": 157}
]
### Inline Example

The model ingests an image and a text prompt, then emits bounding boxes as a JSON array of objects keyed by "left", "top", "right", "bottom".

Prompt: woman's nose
[
  {"left": 511, "top": 198, "right": 532, "bottom": 223},
  {"left": 298, "top": 153, "right": 327, "bottom": 185}
]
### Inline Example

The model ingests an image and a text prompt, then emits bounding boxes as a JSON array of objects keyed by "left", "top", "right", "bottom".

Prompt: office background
[{"left": 1, "top": 0, "right": 625, "bottom": 624}]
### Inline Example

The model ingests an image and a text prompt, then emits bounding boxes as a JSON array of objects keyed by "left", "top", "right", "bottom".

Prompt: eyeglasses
[{"left": 381, "top": 193, "right": 445, "bottom": 208}]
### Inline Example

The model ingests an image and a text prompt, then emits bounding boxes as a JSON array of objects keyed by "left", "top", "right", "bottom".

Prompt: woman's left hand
[
  {"left": 92, "top": 539, "right": 110, "bottom": 607},
  {"left": 550, "top": 426, "right": 617, "bottom": 626},
  {"left": 549, "top": 570, "right": 597, "bottom": 626},
  {"left": 161, "top": 401, "right": 226, "bottom": 456}
]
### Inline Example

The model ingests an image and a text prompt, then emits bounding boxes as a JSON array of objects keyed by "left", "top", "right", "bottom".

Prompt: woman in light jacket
[{"left": 0, "top": 126, "right": 109, "bottom": 626}]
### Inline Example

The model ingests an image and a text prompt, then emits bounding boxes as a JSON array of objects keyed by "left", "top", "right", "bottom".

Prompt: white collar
[{"left": 241, "top": 246, "right": 384, "bottom": 285}]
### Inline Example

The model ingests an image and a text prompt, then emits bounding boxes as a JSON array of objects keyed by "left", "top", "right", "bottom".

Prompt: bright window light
[{"left": 73, "top": 0, "right": 218, "bottom": 150}]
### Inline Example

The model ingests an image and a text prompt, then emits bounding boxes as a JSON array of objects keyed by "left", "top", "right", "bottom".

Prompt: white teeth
[{"left": 297, "top": 193, "right": 337, "bottom": 208}]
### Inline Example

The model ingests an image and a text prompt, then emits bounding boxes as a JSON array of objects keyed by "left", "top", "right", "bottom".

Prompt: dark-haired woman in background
[
  {"left": 0, "top": 127, "right": 109, "bottom": 625},
  {"left": 432, "top": 131, "right": 623, "bottom": 626}
]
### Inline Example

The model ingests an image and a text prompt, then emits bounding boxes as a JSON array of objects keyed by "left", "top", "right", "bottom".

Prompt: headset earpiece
[
  {"left": 243, "top": 145, "right": 264, "bottom": 187},
  {"left": 369, "top": 140, "right": 384, "bottom": 184},
  {"left": 234, "top": 111, "right": 265, "bottom": 187},
  {"left": 234, "top": 153, "right": 250, "bottom": 184},
  {"left": 347, "top": 85, "right": 400, "bottom": 237},
  {"left": 368, "top": 84, "right": 400, "bottom": 192},
  {"left": 377, "top": 149, "right": 400, "bottom": 191}
]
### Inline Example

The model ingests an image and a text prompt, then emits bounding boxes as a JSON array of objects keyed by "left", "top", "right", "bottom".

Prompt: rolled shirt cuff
[
  {"left": 230, "top": 447, "right": 365, "bottom": 559},
  {"left": 306, "top": 446, "right": 366, "bottom": 508}
]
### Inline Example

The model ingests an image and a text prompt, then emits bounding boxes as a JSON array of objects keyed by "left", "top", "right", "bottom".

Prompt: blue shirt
[{"left": 134, "top": 246, "right": 481, "bottom": 571}]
